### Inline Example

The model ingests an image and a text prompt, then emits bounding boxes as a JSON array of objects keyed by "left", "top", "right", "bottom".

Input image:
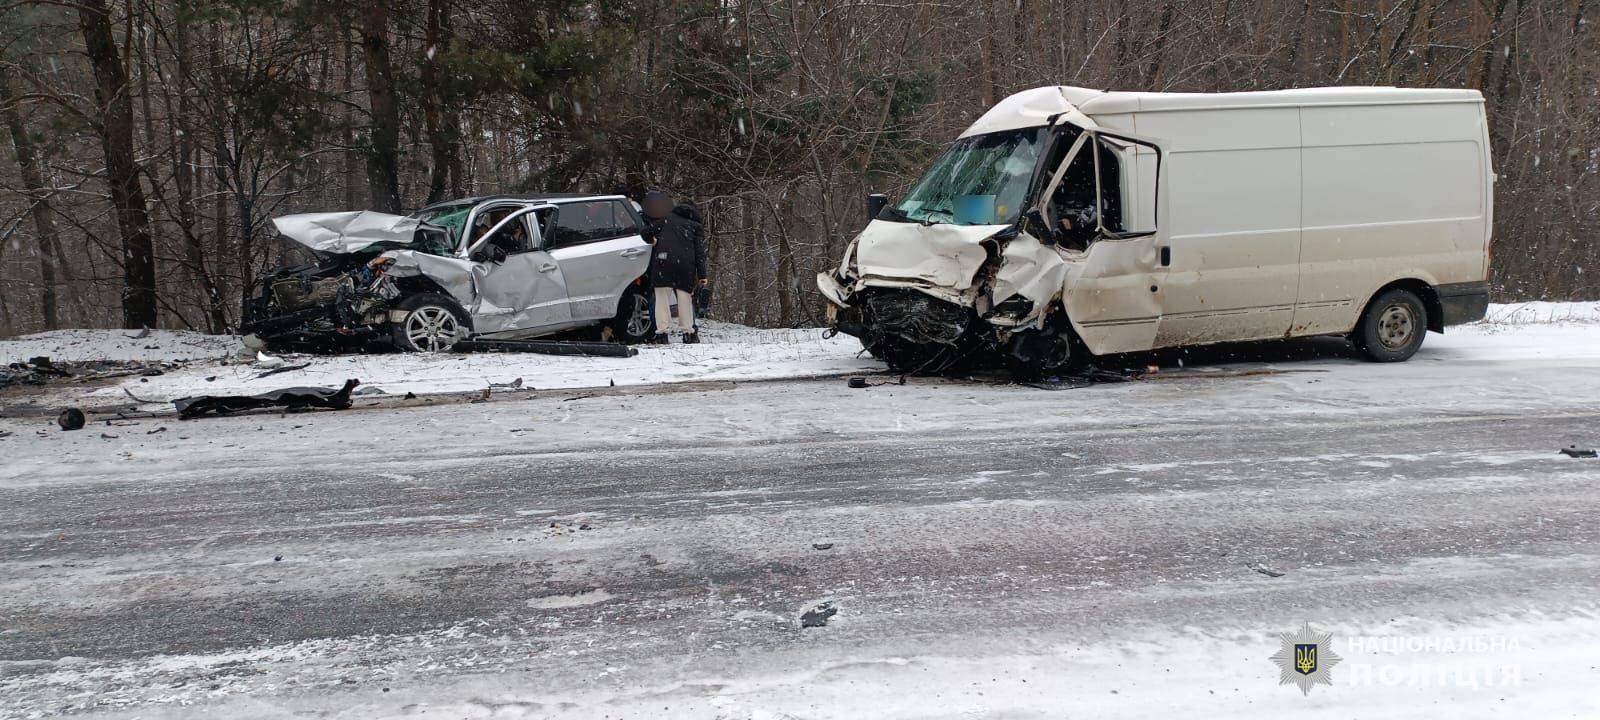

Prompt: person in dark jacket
[{"left": 640, "top": 192, "right": 708, "bottom": 344}]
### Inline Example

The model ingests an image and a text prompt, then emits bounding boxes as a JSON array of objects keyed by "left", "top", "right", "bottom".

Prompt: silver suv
[{"left": 241, "top": 194, "right": 654, "bottom": 352}]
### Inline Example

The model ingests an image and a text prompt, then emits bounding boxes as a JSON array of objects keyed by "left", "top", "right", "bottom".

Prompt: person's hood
[
  {"left": 671, "top": 203, "right": 702, "bottom": 224},
  {"left": 272, "top": 211, "right": 433, "bottom": 255}
]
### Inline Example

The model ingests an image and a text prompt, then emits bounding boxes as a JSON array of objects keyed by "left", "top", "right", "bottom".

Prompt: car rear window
[{"left": 546, "top": 200, "right": 640, "bottom": 248}]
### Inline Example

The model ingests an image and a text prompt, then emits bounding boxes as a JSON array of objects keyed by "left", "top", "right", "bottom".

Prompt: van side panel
[
  {"left": 1294, "top": 102, "right": 1489, "bottom": 335},
  {"left": 1127, "top": 107, "right": 1303, "bottom": 347}
]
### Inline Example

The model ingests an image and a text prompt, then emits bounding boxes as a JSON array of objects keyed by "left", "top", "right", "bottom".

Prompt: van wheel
[
  {"left": 1353, "top": 288, "right": 1427, "bottom": 362},
  {"left": 391, "top": 293, "right": 468, "bottom": 353},
  {"left": 608, "top": 287, "right": 653, "bottom": 344}
]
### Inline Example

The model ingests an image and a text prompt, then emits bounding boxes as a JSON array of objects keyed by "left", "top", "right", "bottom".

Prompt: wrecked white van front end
[
  {"left": 819, "top": 87, "right": 1128, "bottom": 375},
  {"left": 819, "top": 218, "right": 1075, "bottom": 374}
]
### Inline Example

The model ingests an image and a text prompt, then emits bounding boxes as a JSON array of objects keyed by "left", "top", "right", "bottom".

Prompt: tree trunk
[
  {"left": 359, "top": 0, "right": 403, "bottom": 213},
  {"left": 420, "top": 0, "right": 458, "bottom": 205},
  {"left": 78, "top": 0, "right": 158, "bottom": 328},
  {"left": 0, "top": 67, "right": 62, "bottom": 330}
]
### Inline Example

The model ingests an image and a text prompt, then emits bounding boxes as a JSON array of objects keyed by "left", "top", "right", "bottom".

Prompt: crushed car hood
[
  {"left": 272, "top": 211, "right": 435, "bottom": 255},
  {"left": 852, "top": 220, "right": 1008, "bottom": 296}
]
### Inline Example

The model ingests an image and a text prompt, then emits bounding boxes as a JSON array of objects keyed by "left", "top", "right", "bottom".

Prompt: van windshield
[{"left": 894, "top": 127, "right": 1046, "bottom": 226}]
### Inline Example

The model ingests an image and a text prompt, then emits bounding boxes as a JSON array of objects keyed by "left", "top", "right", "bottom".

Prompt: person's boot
[
  {"left": 683, "top": 331, "right": 700, "bottom": 344},
  {"left": 652, "top": 333, "right": 670, "bottom": 345}
]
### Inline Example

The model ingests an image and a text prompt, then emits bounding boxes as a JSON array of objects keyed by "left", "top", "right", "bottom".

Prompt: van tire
[
  {"left": 1353, "top": 288, "right": 1427, "bottom": 362},
  {"left": 391, "top": 293, "right": 469, "bottom": 353}
]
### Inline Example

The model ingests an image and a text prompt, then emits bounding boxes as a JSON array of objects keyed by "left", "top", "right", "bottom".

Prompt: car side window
[{"left": 546, "top": 200, "right": 641, "bottom": 249}]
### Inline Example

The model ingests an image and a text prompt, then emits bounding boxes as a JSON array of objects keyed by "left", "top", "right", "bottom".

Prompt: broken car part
[
  {"left": 1559, "top": 446, "right": 1598, "bottom": 459},
  {"left": 174, "top": 379, "right": 360, "bottom": 420},
  {"left": 56, "top": 408, "right": 86, "bottom": 431}
]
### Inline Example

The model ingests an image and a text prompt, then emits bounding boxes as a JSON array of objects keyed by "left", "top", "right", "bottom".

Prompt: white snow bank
[
  {"left": 0, "top": 329, "right": 241, "bottom": 364},
  {"left": 2, "top": 303, "right": 1596, "bottom": 405},
  {"left": 1, "top": 321, "right": 878, "bottom": 404}
]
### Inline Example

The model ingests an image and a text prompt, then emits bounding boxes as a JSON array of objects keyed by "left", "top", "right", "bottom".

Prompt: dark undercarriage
[
  {"left": 835, "top": 288, "right": 1074, "bottom": 377},
  {"left": 239, "top": 253, "right": 432, "bottom": 352}
]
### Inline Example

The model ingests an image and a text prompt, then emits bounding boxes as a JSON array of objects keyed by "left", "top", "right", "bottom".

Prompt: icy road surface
[{"left": 2, "top": 304, "right": 1599, "bottom": 718}]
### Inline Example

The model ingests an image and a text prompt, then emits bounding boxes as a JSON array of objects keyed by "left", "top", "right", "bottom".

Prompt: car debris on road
[{"left": 174, "top": 379, "right": 361, "bottom": 420}]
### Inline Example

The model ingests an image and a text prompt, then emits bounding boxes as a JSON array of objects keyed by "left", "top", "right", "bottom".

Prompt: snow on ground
[
  {"left": 0, "top": 329, "right": 240, "bottom": 363},
  {"left": 3, "top": 303, "right": 1598, "bottom": 409},
  {"left": 0, "top": 321, "right": 878, "bottom": 406},
  {"left": 2, "top": 303, "right": 1599, "bottom": 719}
]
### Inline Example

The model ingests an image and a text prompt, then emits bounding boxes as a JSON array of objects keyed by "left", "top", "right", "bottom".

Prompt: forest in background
[{"left": 0, "top": 0, "right": 1594, "bottom": 334}]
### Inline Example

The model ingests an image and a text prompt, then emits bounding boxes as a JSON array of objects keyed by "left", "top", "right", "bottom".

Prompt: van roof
[{"left": 959, "top": 86, "right": 1484, "bottom": 138}]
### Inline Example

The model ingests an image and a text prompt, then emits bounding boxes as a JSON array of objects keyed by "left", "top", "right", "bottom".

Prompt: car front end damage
[
  {"left": 819, "top": 219, "right": 1076, "bottom": 376},
  {"left": 240, "top": 211, "right": 461, "bottom": 351}
]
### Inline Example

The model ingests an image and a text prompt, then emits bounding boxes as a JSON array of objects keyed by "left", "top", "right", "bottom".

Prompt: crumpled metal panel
[
  {"left": 852, "top": 219, "right": 1002, "bottom": 298},
  {"left": 273, "top": 211, "right": 427, "bottom": 255},
  {"left": 380, "top": 250, "right": 477, "bottom": 309},
  {"left": 989, "top": 231, "right": 1070, "bottom": 328}
]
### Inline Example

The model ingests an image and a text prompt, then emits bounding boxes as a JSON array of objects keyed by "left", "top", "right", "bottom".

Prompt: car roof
[{"left": 414, "top": 193, "right": 627, "bottom": 214}]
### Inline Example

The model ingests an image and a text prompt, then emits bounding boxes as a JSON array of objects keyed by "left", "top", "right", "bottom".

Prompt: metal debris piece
[
  {"left": 801, "top": 601, "right": 838, "bottom": 628},
  {"left": 812, "top": 543, "right": 834, "bottom": 551},
  {"left": 1248, "top": 562, "right": 1286, "bottom": 578},
  {"left": 1559, "top": 446, "right": 1598, "bottom": 458}
]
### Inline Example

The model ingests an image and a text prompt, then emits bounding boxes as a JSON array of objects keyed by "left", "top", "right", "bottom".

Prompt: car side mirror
[
  {"left": 490, "top": 245, "right": 508, "bottom": 263},
  {"left": 866, "top": 193, "right": 889, "bottom": 222}
]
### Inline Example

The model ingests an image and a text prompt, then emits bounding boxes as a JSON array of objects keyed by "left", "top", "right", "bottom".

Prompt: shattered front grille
[{"left": 862, "top": 290, "right": 971, "bottom": 346}]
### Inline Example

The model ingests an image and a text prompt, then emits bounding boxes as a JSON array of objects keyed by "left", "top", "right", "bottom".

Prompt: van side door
[
  {"left": 1053, "top": 130, "right": 1171, "bottom": 355},
  {"left": 542, "top": 199, "right": 652, "bottom": 322}
]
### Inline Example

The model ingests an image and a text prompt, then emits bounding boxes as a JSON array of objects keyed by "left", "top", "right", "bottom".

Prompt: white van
[{"left": 817, "top": 86, "right": 1493, "bottom": 375}]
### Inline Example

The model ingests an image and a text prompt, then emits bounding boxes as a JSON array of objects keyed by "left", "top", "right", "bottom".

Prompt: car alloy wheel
[{"left": 404, "top": 305, "right": 461, "bottom": 352}]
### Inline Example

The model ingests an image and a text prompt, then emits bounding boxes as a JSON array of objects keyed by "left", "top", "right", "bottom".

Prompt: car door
[
  {"left": 463, "top": 203, "right": 573, "bottom": 337},
  {"left": 542, "top": 199, "right": 652, "bottom": 321}
]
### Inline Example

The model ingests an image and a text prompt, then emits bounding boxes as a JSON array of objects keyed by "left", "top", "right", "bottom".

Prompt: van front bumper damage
[{"left": 818, "top": 221, "right": 1075, "bottom": 375}]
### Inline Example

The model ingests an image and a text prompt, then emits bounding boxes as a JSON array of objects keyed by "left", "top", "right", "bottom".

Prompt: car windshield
[
  {"left": 895, "top": 127, "right": 1047, "bottom": 226},
  {"left": 413, "top": 204, "right": 473, "bottom": 246}
]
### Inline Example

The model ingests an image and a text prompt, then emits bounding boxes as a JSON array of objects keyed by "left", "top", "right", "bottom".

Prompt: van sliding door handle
[{"left": 1159, "top": 246, "right": 1171, "bottom": 267}]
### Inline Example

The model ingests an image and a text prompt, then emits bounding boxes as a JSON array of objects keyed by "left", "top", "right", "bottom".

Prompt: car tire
[
  {"left": 1352, "top": 287, "right": 1427, "bottom": 362},
  {"left": 608, "top": 286, "right": 654, "bottom": 344},
  {"left": 391, "top": 293, "right": 469, "bottom": 353}
]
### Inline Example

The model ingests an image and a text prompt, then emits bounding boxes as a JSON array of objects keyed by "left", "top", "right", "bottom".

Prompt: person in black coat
[{"left": 641, "top": 191, "right": 708, "bottom": 344}]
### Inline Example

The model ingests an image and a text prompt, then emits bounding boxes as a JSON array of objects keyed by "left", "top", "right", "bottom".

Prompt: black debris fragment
[
  {"left": 454, "top": 338, "right": 637, "bottom": 358},
  {"left": 801, "top": 602, "right": 838, "bottom": 628},
  {"left": 1248, "top": 562, "right": 1286, "bottom": 578},
  {"left": 847, "top": 377, "right": 868, "bottom": 389},
  {"left": 274, "top": 555, "right": 282, "bottom": 562},
  {"left": 1558, "top": 445, "right": 1598, "bottom": 458},
  {"left": 174, "top": 379, "right": 360, "bottom": 420},
  {"left": 403, "top": 392, "right": 417, "bottom": 400},
  {"left": 57, "top": 408, "right": 86, "bottom": 431},
  {"left": 812, "top": 543, "right": 834, "bottom": 551}
]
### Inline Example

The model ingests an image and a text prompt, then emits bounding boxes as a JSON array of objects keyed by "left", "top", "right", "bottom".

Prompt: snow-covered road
[{"left": 2, "top": 304, "right": 1599, "bottom": 718}]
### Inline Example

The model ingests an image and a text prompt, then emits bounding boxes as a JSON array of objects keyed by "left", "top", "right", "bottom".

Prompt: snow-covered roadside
[
  {"left": 3, "top": 303, "right": 1598, "bottom": 408},
  {"left": 0, "top": 321, "right": 879, "bottom": 406}
]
